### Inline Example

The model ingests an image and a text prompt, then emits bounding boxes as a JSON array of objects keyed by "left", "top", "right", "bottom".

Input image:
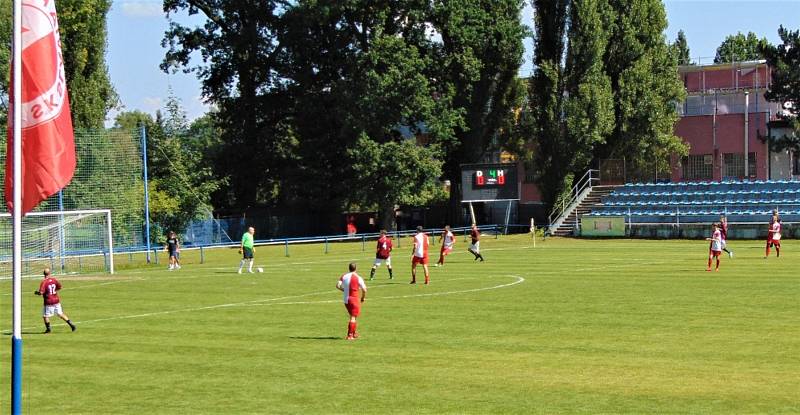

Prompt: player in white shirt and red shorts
[
  {"left": 436, "top": 225, "right": 455, "bottom": 267},
  {"left": 706, "top": 223, "right": 723, "bottom": 271},
  {"left": 765, "top": 215, "right": 782, "bottom": 258},
  {"left": 411, "top": 226, "right": 430, "bottom": 285},
  {"left": 336, "top": 263, "right": 367, "bottom": 340}
]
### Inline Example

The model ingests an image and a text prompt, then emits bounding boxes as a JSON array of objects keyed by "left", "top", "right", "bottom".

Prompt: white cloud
[
  {"left": 142, "top": 96, "right": 163, "bottom": 112},
  {"left": 120, "top": 1, "right": 162, "bottom": 18}
]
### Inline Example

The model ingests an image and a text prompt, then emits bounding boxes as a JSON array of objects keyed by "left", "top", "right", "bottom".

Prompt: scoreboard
[{"left": 460, "top": 163, "right": 520, "bottom": 202}]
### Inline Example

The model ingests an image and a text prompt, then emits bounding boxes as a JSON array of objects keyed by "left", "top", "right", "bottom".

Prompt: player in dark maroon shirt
[
  {"left": 468, "top": 224, "right": 484, "bottom": 261},
  {"left": 34, "top": 268, "right": 76, "bottom": 333},
  {"left": 370, "top": 230, "right": 394, "bottom": 280},
  {"left": 719, "top": 214, "right": 733, "bottom": 258}
]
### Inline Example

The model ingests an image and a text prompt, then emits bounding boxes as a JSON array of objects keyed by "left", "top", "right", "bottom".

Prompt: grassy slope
[{"left": 0, "top": 235, "right": 798, "bottom": 414}]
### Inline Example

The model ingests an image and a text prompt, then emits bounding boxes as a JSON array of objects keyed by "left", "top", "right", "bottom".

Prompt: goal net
[{"left": 0, "top": 209, "right": 114, "bottom": 277}]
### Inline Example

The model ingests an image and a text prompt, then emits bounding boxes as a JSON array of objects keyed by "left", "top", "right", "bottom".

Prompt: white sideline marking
[{"left": 2, "top": 275, "right": 525, "bottom": 332}]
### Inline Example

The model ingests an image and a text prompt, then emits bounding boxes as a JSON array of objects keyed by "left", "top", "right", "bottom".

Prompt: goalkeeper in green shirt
[{"left": 238, "top": 226, "right": 256, "bottom": 274}]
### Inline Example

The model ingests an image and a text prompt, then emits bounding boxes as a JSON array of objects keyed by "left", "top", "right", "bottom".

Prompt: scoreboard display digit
[{"left": 460, "top": 163, "right": 519, "bottom": 202}]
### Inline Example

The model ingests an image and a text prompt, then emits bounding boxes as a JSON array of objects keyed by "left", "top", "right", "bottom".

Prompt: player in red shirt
[
  {"left": 765, "top": 215, "right": 781, "bottom": 258},
  {"left": 411, "top": 226, "right": 430, "bottom": 285},
  {"left": 336, "top": 263, "right": 367, "bottom": 340},
  {"left": 435, "top": 225, "right": 455, "bottom": 267},
  {"left": 34, "top": 268, "right": 76, "bottom": 333},
  {"left": 370, "top": 230, "right": 393, "bottom": 280},
  {"left": 468, "top": 224, "right": 484, "bottom": 261}
]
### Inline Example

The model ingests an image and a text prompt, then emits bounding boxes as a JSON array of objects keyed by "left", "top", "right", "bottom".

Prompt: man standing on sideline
[
  {"left": 336, "top": 263, "right": 367, "bottom": 340},
  {"left": 238, "top": 226, "right": 256, "bottom": 273},
  {"left": 166, "top": 230, "right": 181, "bottom": 270},
  {"left": 34, "top": 268, "right": 76, "bottom": 333},
  {"left": 370, "top": 230, "right": 393, "bottom": 280},
  {"left": 411, "top": 226, "right": 430, "bottom": 285},
  {"left": 468, "top": 224, "right": 485, "bottom": 261},
  {"left": 435, "top": 225, "right": 455, "bottom": 267}
]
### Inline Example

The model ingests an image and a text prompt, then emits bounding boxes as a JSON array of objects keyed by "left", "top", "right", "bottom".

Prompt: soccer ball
[{"left": 257, "top": 267, "right": 264, "bottom": 273}]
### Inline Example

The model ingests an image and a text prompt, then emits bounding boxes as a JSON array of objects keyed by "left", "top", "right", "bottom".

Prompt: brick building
[{"left": 673, "top": 60, "right": 794, "bottom": 181}]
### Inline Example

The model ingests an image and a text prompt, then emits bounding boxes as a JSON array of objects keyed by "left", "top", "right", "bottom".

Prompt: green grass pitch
[{"left": 0, "top": 235, "right": 798, "bottom": 414}]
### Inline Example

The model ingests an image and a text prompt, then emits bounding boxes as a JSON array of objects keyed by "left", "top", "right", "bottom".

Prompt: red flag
[{"left": 6, "top": 0, "right": 75, "bottom": 214}]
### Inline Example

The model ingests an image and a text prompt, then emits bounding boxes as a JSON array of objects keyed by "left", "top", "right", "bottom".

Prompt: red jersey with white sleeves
[
  {"left": 442, "top": 231, "right": 454, "bottom": 249},
  {"left": 38, "top": 277, "right": 62, "bottom": 305},
  {"left": 338, "top": 272, "right": 366, "bottom": 304},
  {"left": 376, "top": 235, "right": 393, "bottom": 259},
  {"left": 413, "top": 232, "right": 429, "bottom": 258}
]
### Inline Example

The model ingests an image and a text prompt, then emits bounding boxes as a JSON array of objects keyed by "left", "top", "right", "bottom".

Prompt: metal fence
[{"left": 0, "top": 128, "right": 147, "bottom": 247}]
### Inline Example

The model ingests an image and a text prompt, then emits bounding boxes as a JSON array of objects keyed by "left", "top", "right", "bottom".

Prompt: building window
[
  {"left": 682, "top": 154, "right": 713, "bottom": 180},
  {"left": 724, "top": 152, "right": 757, "bottom": 179}
]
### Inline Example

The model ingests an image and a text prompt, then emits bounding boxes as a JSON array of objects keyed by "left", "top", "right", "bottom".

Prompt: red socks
[{"left": 348, "top": 322, "right": 356, "bottom": 337}]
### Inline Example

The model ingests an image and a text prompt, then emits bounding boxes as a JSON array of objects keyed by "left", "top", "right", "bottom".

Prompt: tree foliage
[
  {"left": 162, "top": 0, "right": 525, "bottom": 226},
  {"left": 113, "top": 95, "right": 223, "bottom": 240},
  {"left": 672, "top": 29, "right": 691, "bottom": 65},
  {"left": 0, "top": 0, "right": 117, "bottom": 129},
  {"left": 761, "top": 25, "right": 800, "bottom": 150},
  {"left": 526, "top": 0, "right": 685, "bottom": 204},
  {"left": 714, "top": 31, "right": 770, "bottom": 64}
]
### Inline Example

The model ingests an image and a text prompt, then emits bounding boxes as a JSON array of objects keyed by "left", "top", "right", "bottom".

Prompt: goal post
[{"left": 0, "top": 209, "right": 114, "bottom": 276}]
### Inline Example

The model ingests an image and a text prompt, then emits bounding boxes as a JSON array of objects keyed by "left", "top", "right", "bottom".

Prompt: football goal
[{"left": 0, "top": 209, "right": 114, "bottom": 276}]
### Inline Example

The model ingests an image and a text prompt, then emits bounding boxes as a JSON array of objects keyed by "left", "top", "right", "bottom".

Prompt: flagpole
[{"left": 12, "top": 0, "right": 24, "bottom": 412}]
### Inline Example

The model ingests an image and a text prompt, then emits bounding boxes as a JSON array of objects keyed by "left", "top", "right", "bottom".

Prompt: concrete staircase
[{"left": 549, "top": 186, "right": 618, "bottom": 237}]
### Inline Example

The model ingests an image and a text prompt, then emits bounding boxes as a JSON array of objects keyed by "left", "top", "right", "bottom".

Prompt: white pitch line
[{"left": 2, "top": 275, "right": 525, "bottom": 332}]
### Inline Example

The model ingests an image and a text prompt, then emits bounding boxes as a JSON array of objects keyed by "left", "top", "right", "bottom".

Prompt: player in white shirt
[
  {"left": 435, "top": 225, "right": 455, "bottom": 267},
  {"left": 705, "top": 223, "right": 723, "bottom": 271},
  {"left": 336, "top": 263, "right": 367, "bottom": 340},
  {"left": 411, "top": 226, "right": 430, "bottom": 285},
  {"left": 765, "top": 215, "right": 782, "bottom": 258}
]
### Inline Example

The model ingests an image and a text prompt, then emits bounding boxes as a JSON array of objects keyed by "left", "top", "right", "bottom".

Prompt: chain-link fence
[{"left": 0, "top": 128, "right": 147, "bottom": 248}]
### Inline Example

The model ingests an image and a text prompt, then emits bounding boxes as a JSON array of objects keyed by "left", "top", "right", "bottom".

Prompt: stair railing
[{"left": 547, "top": 169, "right": 600, "bottom": 230}]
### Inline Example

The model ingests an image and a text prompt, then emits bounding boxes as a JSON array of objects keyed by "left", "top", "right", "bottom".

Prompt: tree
[
  {"left": 0, "top": 2, "right": 10, "bottom": 129},
  {"left": 526, "top": 0, "right": 685, "bottom": 205},
  {"left": 761, "top": 25, "right": 800, "bottom": 149},
  {"left": 599, "top": 0, "right": 686, "bottom": 181},
  {"left": 0, "top": 0, "right": 117, "bottom": 129},
  {"left": 429, "top": 0, "right": 528, "bottom": 223},
  {"left": 714, "top": 31, "right": 770, "bottom": 63},
  {"left": 349, "top": 136, "right": 446, "bottom": 230},
  {"left": 162, "top": 1, "right": 526, "bottom": 227},
  {"left": 162, "top": 0, "right": 294, "bottom": 210},
  {"left": 113, "top": 101, "right": 223, "bottom": 240},
  {"left": 672, "top": 29, "right": 691, "bottom": 65}
]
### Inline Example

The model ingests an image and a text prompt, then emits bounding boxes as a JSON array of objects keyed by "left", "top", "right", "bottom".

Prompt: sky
[{"left": 105, "top": 0, "right": 800, "bottom": 124}]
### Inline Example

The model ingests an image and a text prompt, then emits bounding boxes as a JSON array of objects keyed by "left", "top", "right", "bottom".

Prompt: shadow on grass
[{"left": 289, "top": 336, "right": 341, "bottom": 341}]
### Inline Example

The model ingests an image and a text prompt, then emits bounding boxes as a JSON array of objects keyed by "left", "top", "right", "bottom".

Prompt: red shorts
[
  {"left": 768, "top": 239, "right": 780, "bottom": 247},
  {"left": 709, "top": 249, "right": 721, "bottom": 257},
  {"left": 412, "top": 256, "right": 429, "bottom": 266},
  {"left": 345, "top": 299, "right": 360, "bottom": 317},
  {"left": 440, "top": 247, "right": 453, "bottom": 256}
]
